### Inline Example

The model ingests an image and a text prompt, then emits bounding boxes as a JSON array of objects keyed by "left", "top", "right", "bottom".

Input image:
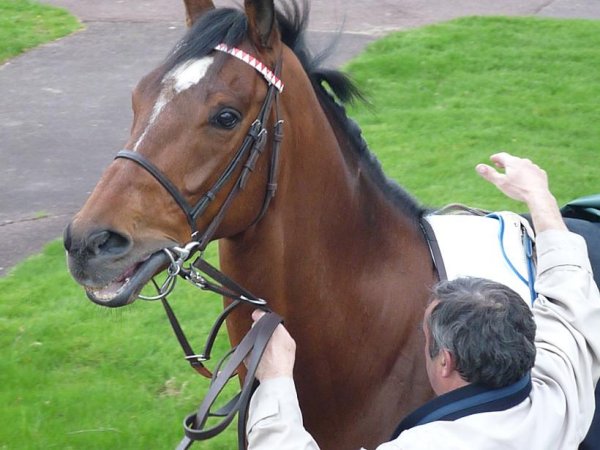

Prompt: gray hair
[{"left": 427, "top": 277, "right": 536, "bottom": 388}]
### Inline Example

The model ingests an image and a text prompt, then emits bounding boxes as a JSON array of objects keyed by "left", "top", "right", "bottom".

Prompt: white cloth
[
  {"left": 424, "top": 212, "right": 536, "bottom": 303},
  {"left": 246, "top": 230, "right": 600, "bottom": 450}
]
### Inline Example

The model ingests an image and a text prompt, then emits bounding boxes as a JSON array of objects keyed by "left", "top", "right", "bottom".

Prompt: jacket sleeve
[
  {"left": 532, "top": 230, "right": 600, "bottom": 439},
  {"left": 247, "top": 377, "right": 321, "bottom": 450}
]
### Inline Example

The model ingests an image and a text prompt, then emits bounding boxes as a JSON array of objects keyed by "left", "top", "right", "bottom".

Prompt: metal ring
[
  {"left": 239, "top": 295, "right": 268, "bottom": 306},
  {"left": 138, "top": 274, "right": 178, "bottom": 301}
]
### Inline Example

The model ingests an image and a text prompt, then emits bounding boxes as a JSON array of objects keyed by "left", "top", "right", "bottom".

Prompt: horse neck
[{"left": 219, "top": 56, "right": 432, "bottom": 330}]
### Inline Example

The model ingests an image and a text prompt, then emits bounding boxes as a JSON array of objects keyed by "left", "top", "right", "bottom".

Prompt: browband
[{"left": 214, "top": 43, "right": 284, "bottom": 93}]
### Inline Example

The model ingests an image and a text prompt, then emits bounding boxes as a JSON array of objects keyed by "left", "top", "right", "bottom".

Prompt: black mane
[{"left": 165, "top": 1, "right": 424, "bottom": 220}]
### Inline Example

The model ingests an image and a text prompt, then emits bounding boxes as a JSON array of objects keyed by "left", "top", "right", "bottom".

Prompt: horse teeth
[{"left": 87, "top": 277, "right": 132, "bottom": 301}]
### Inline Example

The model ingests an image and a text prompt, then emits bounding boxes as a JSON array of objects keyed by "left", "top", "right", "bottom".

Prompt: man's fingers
[
  {"left": 475, "top": 163, "right": 504, "bottom": 186},
  {"left": 252, "top": 309, "right": 266, "bottom": 323},
  {"left": 489, "top": 152, "right": 515, "bottom": 169}
]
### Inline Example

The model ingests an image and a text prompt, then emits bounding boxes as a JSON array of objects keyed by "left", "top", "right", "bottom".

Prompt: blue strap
[
  {"left": 486, "top": 213, "right": 537, "bottom": 304},
  {"left": 523, "top": 230, "right": 537, "bottom": 305}
]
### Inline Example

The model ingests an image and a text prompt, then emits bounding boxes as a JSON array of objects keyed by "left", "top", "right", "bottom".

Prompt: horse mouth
[{"left": 85, "top": 251, "right": 170, "bottom": 307}]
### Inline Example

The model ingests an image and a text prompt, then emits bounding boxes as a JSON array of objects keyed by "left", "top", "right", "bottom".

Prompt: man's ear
[{"left": 440, "top": 349, "right": 457, "bottom": 378}]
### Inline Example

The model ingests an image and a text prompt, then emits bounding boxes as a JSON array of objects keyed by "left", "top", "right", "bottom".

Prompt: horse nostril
[{"left": 88, "top": 229, "right": 131, "bottom": 257}]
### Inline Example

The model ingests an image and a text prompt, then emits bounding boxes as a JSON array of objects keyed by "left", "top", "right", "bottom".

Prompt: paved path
[{"left": 1, "top": 0, "right": 600, "bottom": 275}]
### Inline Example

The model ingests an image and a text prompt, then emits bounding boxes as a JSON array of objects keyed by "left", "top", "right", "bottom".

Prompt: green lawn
[
  {"left": 0, "top": 0, "right": 80, "bottom": 63},
  {"left": 2, "top": 15, "right": 600, "bottom": 449},
  {"left": 346, "top": 16, "right": 599, "bottom": 212},
  {"left": 0, "top": 240, "right": 236, "bottom": 449}
]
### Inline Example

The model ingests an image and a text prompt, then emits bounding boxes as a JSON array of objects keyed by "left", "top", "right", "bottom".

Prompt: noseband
[{"left": 115, "top": 44, "right": 284, "bottom": 251}]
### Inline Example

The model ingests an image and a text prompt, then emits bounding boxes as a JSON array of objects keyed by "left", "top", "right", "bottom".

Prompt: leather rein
[{"left": 114, "top": 45, "right": 286, "bottom": 449}]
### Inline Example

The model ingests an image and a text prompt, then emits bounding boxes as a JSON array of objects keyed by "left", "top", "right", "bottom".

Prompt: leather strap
[
  {"left": 115, "top": 149, "right": 198, "bottom": 231},
  {"left": 162, "top": 256, "right": 268, "bottom": 380},
  {"left": 189, "top": 258, "right": 266, "bottom": 305},
  {"left": 176, "top": 312, "right": 283, "bottom": 449},
  {"left": 161, "top": 297, "right": 215, "bottom": 378},
  {"left": 158, "top": 254, "right": 276, "bottom": 450},
  {"left": 115, "top": 58, "right": 283, "bottom": 244},
  {"left": 420, "top": 217, "right": 448, "bottom": 280}
]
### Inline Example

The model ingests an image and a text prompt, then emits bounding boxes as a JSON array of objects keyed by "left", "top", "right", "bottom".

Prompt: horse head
[{"left": 64, "top": 0, "right": 288, "bottom": 307}]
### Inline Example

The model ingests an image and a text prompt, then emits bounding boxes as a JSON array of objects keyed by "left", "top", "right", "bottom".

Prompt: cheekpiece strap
[{"left": 214, "top": 43, "right": 285, "bottom": 93}]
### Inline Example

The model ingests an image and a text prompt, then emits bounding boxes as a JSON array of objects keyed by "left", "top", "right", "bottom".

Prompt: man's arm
[
  {"left": 531, "top": 227, "right": 600, "bottom": 440},
  {"left": 478, "top": 152, "right": 600, "bottom": 440}
]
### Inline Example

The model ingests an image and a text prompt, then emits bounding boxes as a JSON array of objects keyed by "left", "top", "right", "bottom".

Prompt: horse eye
[{"left": 212, "top": 108, "right": 241, "bottom": 129}]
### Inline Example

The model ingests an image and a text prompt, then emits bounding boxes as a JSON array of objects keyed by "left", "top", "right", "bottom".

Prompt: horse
[{"left": 63, "top": 1, "right": 600, "bottom": 448}]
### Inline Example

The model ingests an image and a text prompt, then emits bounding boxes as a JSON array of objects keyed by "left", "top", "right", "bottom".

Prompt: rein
[{"left": 114, "top": 44, "right": 286, "bottom": 449}]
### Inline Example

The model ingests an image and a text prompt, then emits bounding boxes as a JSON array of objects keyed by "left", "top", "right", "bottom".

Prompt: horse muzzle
[
  {"left": 64, "top": 223, "right": 172, "bottom": 307},
  {"left": 83, "top": 251, "right": 170, "bottom": 307}
]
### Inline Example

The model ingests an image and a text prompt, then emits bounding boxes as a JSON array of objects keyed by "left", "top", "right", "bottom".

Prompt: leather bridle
[
  {"left": 115, "top": 56, "right": 283, "bottom": 251},
  {"left": 114, "top": 46, "right": 286, "bottom": 449}
]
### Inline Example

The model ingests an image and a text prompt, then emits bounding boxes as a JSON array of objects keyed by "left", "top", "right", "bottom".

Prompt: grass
[
  {"left": 2, "top": 15, "right": 600, "bottom": 449},
  {"left": 0, "top": 0, "right": 81, "bottom": 63},
  {"left": 0, "top": 240, "right": 237, "bottom": 449}
]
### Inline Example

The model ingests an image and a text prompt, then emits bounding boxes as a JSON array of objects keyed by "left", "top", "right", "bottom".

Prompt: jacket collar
[{"left": 391, "top": 372, "right": 532, "bottom": 440}]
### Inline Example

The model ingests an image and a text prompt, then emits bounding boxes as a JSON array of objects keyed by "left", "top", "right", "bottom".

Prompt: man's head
[{"left": 423, "top": 277, "right": 536, "bottom": 395}]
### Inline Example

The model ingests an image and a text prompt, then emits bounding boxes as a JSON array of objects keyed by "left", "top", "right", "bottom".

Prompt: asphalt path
[{"left": 2, "top": 0, "right": 600, "bottom": 275}]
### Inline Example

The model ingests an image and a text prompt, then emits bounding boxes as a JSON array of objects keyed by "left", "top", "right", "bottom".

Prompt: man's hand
[
  {"left": 476, "top": 152, "right": 550, "bottom": 204},
  {"left": 476, "top": 152, "right": 567, "bottom": 233},
  {"left": 252, "top": 310, "right": 297, "bottom": 382}
]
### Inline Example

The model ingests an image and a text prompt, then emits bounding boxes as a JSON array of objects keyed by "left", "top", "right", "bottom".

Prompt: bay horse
[{"left": 63, "top": 0, "right": 600, "bottom": 448}]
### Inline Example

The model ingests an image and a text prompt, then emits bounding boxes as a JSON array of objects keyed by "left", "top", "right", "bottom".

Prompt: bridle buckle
[{"left": 185, "top": 354, "right": 208, "bottom": 363}]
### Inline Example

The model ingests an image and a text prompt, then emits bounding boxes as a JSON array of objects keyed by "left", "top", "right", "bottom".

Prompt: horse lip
[{"left": 85, "top": 251, "right": 170, "bottom": 308}]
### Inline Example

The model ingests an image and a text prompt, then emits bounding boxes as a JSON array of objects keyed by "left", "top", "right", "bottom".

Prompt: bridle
[
  {"left": 114, "top": 44, "right": 286, "bottom": 449},
  {"left": 115, "top": 44, "right": 284, "bottom": 250}
]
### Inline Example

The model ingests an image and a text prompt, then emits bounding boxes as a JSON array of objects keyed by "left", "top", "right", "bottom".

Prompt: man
[{"left": 246, "top": 153, "right": 600, "bottom": 449}]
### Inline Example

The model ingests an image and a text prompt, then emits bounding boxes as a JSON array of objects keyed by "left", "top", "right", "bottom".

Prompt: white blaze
[
  {"left": 133, "top": 56, "right": 215, "bottom": 151},
  {"left": 170, "top": 58, "right": 215, "bottom": 92}
]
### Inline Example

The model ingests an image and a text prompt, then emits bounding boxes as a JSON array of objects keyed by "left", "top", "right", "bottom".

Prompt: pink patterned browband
[{"left": 214, "top": 43, "right": 284, "bottom": 93}]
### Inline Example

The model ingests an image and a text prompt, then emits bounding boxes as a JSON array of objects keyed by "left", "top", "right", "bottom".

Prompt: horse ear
[
  {"left": 183, "top": 0, "right": 215, "bottom": 27},
  {"left": 244, "top": 0, "right": 277, "bottom": 49}
]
